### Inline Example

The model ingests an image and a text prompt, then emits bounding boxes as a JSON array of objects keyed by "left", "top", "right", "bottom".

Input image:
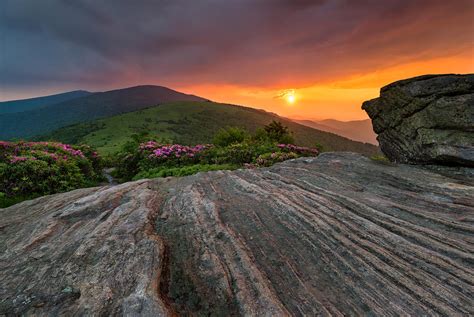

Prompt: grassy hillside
[
  {"left": 42, "top": 101, "right": 380, "bottom": 156},
  {"left": 0, "top": 85, "right": 206, "bottom": 139}
]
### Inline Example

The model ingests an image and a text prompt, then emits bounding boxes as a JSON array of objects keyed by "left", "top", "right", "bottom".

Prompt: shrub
[
  {"left": 119, "top": 133, "right": 172, "bottom": 155},
  {"left": 254, "top": 120, "right": 295, "bottom": 144},
  {"left": 213, "top": 127, "right": 250, "bottom": 147},
  {"left": 255, "top": 152, "right": 299, "bottom": 167},
  {"left": 276, "top": 143, "right": 319, "bottom": 156},
  {"left": 264, "top": 120, "right": 294, "bottom": 143},
  {"left": 114, "top": 122, "right": 319, "bottom": 181},
  {"left": 0, "top": 141, "right": 103, "bottom": 207},
  {"left": 314, "top": 142, "right": 327, "bottom": 153},
  {"left": 200, "top": 141, "right": 278, "bottom": 165},
  {"left": 115, "top": 141, "right": 213, "bottom": 181},
  {"left": 116, "top": 139, "right": 319, "bottom": 181},
  {"left": 139, "top": 143, "right": 211, "bottom": 169}
]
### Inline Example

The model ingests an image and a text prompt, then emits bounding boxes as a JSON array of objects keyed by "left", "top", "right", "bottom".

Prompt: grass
[
  {"left": 0, "top": 194, "right": 40, "bottom": 208},
  {"left": 42, "top": 101, "right": 380, "bottom": 156},
  {"left": 370, "top": 154, "right": 396, "bottom": 165}
]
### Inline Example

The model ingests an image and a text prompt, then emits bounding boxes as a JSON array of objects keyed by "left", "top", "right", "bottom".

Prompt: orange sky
[{"left": 179, "top": 52, "right": 474, "bottom": 121}]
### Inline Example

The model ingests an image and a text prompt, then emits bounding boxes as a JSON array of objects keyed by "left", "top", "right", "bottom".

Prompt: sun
[
  {"left": 285, "top": 91, "right": 296, "bottom": 104},
  {"left": 277, "top": 89, "right": 297, "bottom": 104},
  {"left": 286, "top": 94, "right": 295, "bottom": 104}
]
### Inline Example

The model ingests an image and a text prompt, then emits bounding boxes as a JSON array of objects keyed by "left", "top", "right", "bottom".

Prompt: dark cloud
[{"left": 0, "top": 0, "right": 473, "bottom": 93}]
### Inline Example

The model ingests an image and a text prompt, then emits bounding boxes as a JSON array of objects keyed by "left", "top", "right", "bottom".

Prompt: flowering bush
[
  {"left": 115, "top": 141, "right": 212, "bottom": 180},
  {"left": 140, "top": 142, "right": 209, "bottom": 168},
  {"left": 115, "top": 138, "right": 319, "bottom": 181},
  {"left": 144, "top": 143, "right": 211, "bottom": 162},
  {"left": 114, "top": 123, "right": 318, "bottom": 181},
  {"left": 200, "top": 142, "right": 279, "bottom": 165},
  {"left": 277, "top": 144, "right": 319, "bottom": 156},
  {"left": 0, "top": 141, "right": 103, "bottom": 207},
  {"left": 255, "top": 152, "right": 299, "bottom": 167}
]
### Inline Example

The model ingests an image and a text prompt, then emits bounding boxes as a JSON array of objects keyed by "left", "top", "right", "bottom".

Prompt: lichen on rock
[{"left": 362, "top": 74, "right": 474, "bottom": 166}]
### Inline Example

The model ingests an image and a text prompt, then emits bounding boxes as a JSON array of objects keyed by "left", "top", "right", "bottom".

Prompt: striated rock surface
[
  {"left": 0, "top": 182, "right": 170, "bottom": 316},
  {"left": 1, "top": 153, "right": 473, "bottom": 315},
  {"left": 362, "top": 74, "right": 474, "bottom": 166}
]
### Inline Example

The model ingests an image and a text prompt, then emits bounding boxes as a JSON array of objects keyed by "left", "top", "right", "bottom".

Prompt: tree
[{"left": 260, "top": 120, "right": 295, "bottom": 144}]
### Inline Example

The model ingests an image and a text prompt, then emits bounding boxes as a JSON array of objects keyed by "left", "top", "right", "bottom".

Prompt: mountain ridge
[
  {"left": 0, "top": 85, "right": 207, "bottom": 139},
  {"left": 0, "top": 90, "right": 92, "bottom": 114}
]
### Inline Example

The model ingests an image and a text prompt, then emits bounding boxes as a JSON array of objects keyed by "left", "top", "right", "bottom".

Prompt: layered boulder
[
  {"left": 1, "top": 153, "right": 473, "bottom": 315},
  {"left": 362, "top": 74, "right": 474, "bottom": 166}
]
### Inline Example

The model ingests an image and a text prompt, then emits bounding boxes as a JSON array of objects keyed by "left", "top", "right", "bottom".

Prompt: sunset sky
[{"left": 1, "top": 0, "right": 473, "bottom": 120}]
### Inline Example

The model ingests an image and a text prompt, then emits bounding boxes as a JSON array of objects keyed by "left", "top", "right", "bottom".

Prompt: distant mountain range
[
  {"left": 0, "top": 90, "right": 92, "bottom": 114},
  {"left": 0, "top": 85, "right": 379, "bottom": 156},
  {"left": 0, "top": 86, "right": 206, "bottom": 139},
  {"left": 294, "top": 119, "right": 377, "bottom": 145}
]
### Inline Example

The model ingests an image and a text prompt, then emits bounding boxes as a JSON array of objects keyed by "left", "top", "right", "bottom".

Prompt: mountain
[
  {"left": 42, "top": 101, "right": 380, "bottom": 155},
  {"left": 2, "top": 152, "right": 472, "bottom": 315},
  {"left": 0, "top": 90, "right": 92, "bottom": 114},
  {"left": 0, "top": 85, "right": 207, "bottom": 139},
  {"left": 295, "top": 118, "right": 377, "bottom": 144}
]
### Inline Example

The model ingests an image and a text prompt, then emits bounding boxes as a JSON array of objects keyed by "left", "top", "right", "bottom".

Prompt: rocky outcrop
[
  {"left": 0, "top": 182, "right": 169, "bottom": 315},
  {"left": 362, "top": 74, "right": 474, "bottom": 166},
  {"left": 1, "top": 153, "right": 473, "bottom": 315}
]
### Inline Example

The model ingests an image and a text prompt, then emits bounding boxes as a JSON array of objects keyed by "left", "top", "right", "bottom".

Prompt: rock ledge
[{"left": 362, "top": 74, "right": 474, "bottom": 166}]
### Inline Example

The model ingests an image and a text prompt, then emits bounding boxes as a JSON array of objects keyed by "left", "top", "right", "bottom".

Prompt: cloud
[{"left": 1, "top": 0, "right": 473, "bottom": 93}]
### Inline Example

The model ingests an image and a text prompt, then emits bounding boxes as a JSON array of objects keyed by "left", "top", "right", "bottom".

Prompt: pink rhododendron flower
[
  {"left": 9, "top": 156, "right": 35, "bottom": 163},
  {"left": 277, "top": 144, "right": 318, "bottom": 155},
  {"left": 141, "top": 142, "right": 212, "bottom": 160}
]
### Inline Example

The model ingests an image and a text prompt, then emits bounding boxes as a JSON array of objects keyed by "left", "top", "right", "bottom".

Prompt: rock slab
[
  {"left": 1, "top": 153, "right": 473, "bottom": 315},
  {"left": 362, "top": 74, "right": 474, "bottom": 166}
]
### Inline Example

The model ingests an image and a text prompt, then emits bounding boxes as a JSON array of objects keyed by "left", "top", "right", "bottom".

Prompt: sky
[{"left": 1, "top": 0, "right": 473, "bottom": 120}]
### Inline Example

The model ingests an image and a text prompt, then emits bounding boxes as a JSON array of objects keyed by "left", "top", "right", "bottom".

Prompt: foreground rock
[
  {"left": 1, "top": 153, "right": 473, "bottom": 315},
  {"left": 362, "top": 74, "right": 474, "bottom": 166}
]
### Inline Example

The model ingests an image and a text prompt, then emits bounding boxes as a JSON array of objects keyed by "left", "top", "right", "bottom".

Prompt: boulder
[
  {"left": 1, "top": 153, "right": 473, "bottom": 315},
  {"left": 362, "top": 74, "right": 474, "bottom": 166}
]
